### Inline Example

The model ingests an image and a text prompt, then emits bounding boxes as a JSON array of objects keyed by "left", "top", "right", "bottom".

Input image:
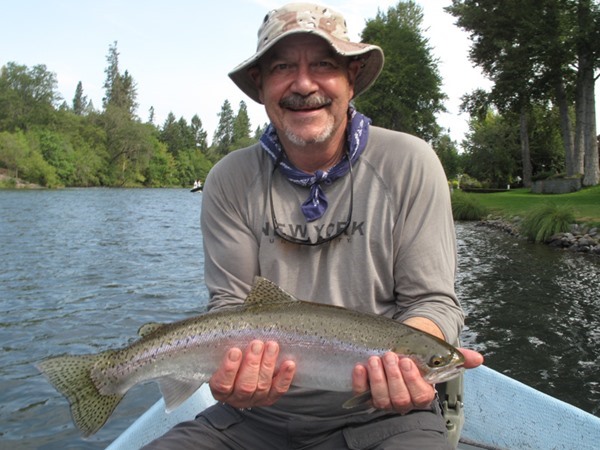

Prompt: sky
[{"left": 1, "top": 1, "right": 598, "bottom": 148}]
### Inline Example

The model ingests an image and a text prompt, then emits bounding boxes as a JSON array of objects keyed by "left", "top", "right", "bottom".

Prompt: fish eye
[{"left": 429, "top": 355, "right": 445, "bottom": 367}]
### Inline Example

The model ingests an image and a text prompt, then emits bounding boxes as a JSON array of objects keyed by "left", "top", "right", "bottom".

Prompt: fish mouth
[
  {"left": 418, "top": 352, "right": 465, "bottom": 384},
  {"left": 423, "top": 365, "right": 465, "bottom": 384}
]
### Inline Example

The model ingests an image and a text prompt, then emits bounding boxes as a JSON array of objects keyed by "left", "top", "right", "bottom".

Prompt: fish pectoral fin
[
  {"left": 342, "top": 390, "right": 372, "bottom": 409},
  {"left": 158, "top": 377, "right": 205, "bottom": 413}
]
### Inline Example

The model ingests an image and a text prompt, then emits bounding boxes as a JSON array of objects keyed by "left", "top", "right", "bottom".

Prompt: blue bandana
[{"left": 260, "top": 108, "right": 370, "bottom": 222}]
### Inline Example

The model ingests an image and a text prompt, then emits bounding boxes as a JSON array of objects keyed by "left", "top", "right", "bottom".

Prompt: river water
[{"left": 1, "top": 189, "right": 599, "bottom": 449}]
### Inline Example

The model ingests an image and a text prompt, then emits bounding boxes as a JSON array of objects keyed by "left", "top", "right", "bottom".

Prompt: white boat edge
[{"left": 106, "top": 365, "right": 600, "bottom": 450}]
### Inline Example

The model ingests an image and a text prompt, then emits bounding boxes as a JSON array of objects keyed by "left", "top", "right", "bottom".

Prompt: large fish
[{"left": 37, "top": 277, "right": 465, "bottom": 437}]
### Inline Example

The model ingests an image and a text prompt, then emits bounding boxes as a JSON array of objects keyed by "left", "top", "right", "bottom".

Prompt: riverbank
[
  {"left": 462, "top": 186, "right": 600, "bottom": 225},
  {"left": 478, "top": 217, "right": 600, "bottom": 256},
  {"left": 0, "top": 170, "right": 44, "bottom": 189}
]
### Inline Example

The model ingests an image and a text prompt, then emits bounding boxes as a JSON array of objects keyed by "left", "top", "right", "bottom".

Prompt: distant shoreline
[{"left": 0, "top": 171, "right": 44, "bottom": 189}]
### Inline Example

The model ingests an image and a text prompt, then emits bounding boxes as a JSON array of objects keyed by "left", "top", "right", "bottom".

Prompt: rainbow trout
[{"left": 37, "top": 277, "right": 464, "bottom": 437}]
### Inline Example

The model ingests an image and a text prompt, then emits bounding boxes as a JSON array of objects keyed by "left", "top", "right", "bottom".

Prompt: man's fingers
[
  {"left": 233, "top": 340, "right": 267, "bottom": 397},
  {"left": 256, "top": 341, "right": 279, "bottom": 393},
  {"left": 398, "top": 357, "right": 434, "bottom": 409},
  {"left": 382, "top": 353, "right": 413, "bottom": 411},
  {"left": 361, "top": 354, "right": 436, "bottom": 413},
  {"left": 366, "top": 356, "right": 393, "bottom": 410},
  {"left": 265, "top": 360, "right": 296, "bottom": 405},
  {"left": 209, "top": 347, "right": 243, "bottom": 399},
  {"left": 459, "top": 348, "right": 484, "bottom": 368},
  {"left": 352, "top": 363, "right": 369, "bottom": 394},
  {"left": 209, "top": 341, "right": 296, "bottom": 408}
]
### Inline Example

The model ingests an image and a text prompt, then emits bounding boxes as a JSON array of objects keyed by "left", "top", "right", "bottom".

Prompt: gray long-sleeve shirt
[{"left": 200, "top": 125, "right": 464, "bottom": 418}]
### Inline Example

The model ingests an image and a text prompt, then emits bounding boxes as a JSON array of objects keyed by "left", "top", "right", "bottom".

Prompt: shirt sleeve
[
  {"left": 200, "top": 148, "right": 262, "bottom": 311},
  {"left": 388, "top": 133, "right": 464, "bottom": 344}
]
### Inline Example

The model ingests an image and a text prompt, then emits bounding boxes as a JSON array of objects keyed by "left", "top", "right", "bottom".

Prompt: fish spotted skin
[{"left": 37, "top": 277, "right": 464, "bottom": 437}]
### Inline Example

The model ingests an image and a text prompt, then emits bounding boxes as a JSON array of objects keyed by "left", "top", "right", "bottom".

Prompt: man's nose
[{"left": 290, "top": 65, "right": 318, "bottom": 95}]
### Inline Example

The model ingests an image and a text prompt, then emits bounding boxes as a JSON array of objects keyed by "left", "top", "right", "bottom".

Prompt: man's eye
[{"left": 313, "top": 61, "right": 338, "bottom": 72}]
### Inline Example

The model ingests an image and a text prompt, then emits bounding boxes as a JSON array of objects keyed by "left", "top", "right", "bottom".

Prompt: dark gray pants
[{"left": 142, "top": 401, "right": 451, "bottom": 450}]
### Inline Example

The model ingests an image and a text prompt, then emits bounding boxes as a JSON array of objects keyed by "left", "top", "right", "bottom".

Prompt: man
[{"left": 144, "top": 3, "right": 482, "bottom": 449}]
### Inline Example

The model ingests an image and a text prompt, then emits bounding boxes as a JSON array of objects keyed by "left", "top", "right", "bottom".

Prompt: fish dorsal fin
[
  {"left": 138, "top": 322, "right": 165, "bottom": 338},
  {"left": 158, "top": 376, "right": 207, "bottom": 412},
  {"left": 245, "top": 277, "right": 298, "bottom": 305}
]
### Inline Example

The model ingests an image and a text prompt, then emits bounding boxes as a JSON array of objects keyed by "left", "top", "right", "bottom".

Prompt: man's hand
[
  {"left": 208, "top": 340, "right": 296, "bottom": 408},
  {"left": 352, "top": 347, "right": 484, "bottom": 414}
]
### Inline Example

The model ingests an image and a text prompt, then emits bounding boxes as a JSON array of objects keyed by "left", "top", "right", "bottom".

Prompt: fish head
[{"left": 403, "top": 347, "right": 466, "bottom": 384}]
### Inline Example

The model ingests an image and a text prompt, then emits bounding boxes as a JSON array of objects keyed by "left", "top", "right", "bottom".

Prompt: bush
[
  {"left": 520, "top": 202, "right": 575, "bottom": 243},
  {"left": 459, "top": 174, "right": 482, "bottom": 189},
  {"left": 451, "top": 191, "right": 489, "bottom": 221}
]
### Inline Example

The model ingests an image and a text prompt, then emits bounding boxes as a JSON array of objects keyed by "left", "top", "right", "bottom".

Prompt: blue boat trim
[{"left": 107, "top": 365, "right": 600, "bottom": 450}]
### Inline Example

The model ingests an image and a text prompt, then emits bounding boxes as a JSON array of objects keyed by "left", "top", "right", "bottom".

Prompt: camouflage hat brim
[{"left": 228, "top": 3, "right": 384, "bottom": 104}]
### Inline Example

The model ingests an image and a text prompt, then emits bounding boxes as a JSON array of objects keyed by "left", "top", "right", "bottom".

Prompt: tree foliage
[
  {"left": 0, "top": 62, "right": 60, "bottom": 131},
  {"left": 102, "top": 42, "right": 138, "bottom": 118},
  {"left": 0, "top": 39, "right": 262, "bottom": 188},
  {"left": 447, "top": 0, "right": 599, "bottom": 186},
  {"left": 7, "top": 9, "right": 590, "bottom": 190},
  {"left": 462, "top": 111, "right": 521, "bottom": 188},
  {"left": 355, "top": 1, "right": 446, "bottom": 142}
]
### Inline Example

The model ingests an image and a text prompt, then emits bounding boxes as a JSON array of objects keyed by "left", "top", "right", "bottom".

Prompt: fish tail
[{"left": 36, "top": 352, "right": 123, "bottom": 437}]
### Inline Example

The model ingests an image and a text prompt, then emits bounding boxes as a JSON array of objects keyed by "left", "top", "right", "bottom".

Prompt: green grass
[
  {"left": 451, "top": 190, "right": 489, "bottom": 220},
  {"left": 520, "top": 203, "right": 576, "bottom": 243},
  {"left": 462, "top": 185, "right": 600, "bottom": 227}
]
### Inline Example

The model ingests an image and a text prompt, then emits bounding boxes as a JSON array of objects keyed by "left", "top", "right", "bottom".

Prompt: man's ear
[
  {"left": 347, "top": 59, "right": 362, "bottom": 87},
  {"left": 248, "top": 66, "right": 264, "bottom": 103}
]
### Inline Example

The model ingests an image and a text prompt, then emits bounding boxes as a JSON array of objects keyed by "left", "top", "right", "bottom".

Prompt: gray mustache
[{"left": 280, "top": 95, "right": 332, "bottom": 109}]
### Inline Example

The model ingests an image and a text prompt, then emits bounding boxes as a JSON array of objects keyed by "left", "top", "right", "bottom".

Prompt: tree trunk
[
  {"left": 520, "top": 109, "right": 533, "bottom": 188},
  {"left": 555, "top": 80, "right": 575, "bottom": 176},
  {"left": 573, "top": 78, "right": 586, "bottom": 176},
  {"left": 581, "top": 66, "right": 598, "bottom": 186},
  {"left": 576, "top": 0, "right": 599, "bottom": 186}
]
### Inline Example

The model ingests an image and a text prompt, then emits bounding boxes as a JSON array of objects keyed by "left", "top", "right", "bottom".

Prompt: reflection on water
[
  {"left": 456, "top": 221, "right": 600, "bottom": 416},
  {"left": 0, "top": 191, "right": 598, "bottom": 449}
]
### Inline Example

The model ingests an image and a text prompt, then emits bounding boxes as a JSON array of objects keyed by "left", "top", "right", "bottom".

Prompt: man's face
[{"left": 251, "top": 34, "right": 360, "bottom": 148}]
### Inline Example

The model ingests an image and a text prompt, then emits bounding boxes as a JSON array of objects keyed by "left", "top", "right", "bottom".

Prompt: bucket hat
[{"left": 228, "top": 2, "right": 384, "bottom": 104}]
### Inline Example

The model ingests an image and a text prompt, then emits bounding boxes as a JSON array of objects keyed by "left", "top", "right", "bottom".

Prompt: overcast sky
[{"left": 2, "top": 1, "right": 597, "bottom": 148}]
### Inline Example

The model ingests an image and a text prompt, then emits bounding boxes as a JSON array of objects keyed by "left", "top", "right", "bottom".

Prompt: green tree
[
  {"left": 148, "top": 106, "right": 155, "bottom": 124},
  {"left": 101, "top": 106, "right": 155, "bottom": 186},
  {"left": 232, "top": 100, "right": 252, "bottom": 147},
  {"left": 447, "top": 1, "right": 542, "bottom": 186},
  {"left": 447, "top": 0, "right": 599, "bottom": 185},
  {"left": 144, "top": 140, "right": 177, "bottom": 187},
  {"left": 0, "top": 130, "right": 59, "bottom": 187},
  {"left": 0, "top": 130, "right": 27, "bottom": 178},
  {"left": 0, "top": 62, "right": 60, "bottom": 130},
  {"left": 212, "top": 99, "right": 235, "bottom": 157},
  {"left": 102, "top": 42, "right": 138, "bottom": 118},
  {"left": 528, "top": 105, "right": 566, "bottom": 177},
  {"left": 190, "top": 114, "right": 208, "bottom": 153},
  {"left": 33, "top": 129, "right": 76, "bottom": 184},
  {"left": 432, "top": 134, "right": 462, "bottom": 180},
  {"left": 462, "top": 111, "right": 521, "bottom": 188},
  {"left": 354, "top": 1, "right": 446, "bottom": 141},
  {"left": 160, "top": 113, "right": 196, "bottom": 157},
  {"left": 72, "top": 81, "right": 88, "bottom": 116}
]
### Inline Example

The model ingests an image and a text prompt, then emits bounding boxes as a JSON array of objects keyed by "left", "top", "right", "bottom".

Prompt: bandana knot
[{"left": 260, "top": 108, "right": 370, "bottom": 222}]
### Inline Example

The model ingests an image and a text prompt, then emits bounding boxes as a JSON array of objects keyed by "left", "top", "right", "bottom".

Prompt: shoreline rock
[{"left": 476, "top": 218, "right": 600, "bottom": 256}]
